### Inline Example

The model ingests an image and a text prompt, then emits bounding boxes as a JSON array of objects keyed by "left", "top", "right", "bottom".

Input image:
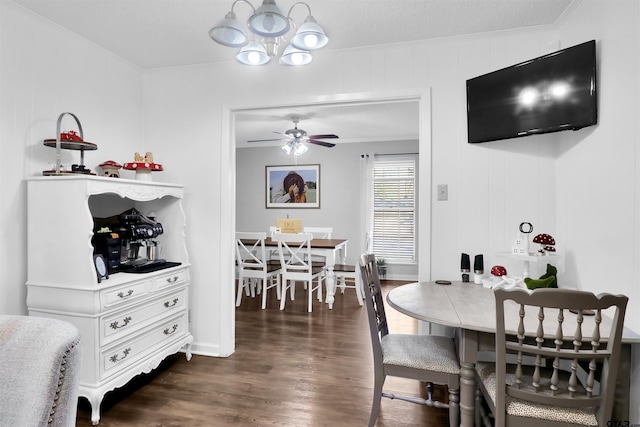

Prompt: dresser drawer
[
  {"left": 100, "top": 279, "right": 150, "bottom": 308},
  {"left": 100, "top": 311, "right": 188, "bottom": 381},
  {"left": 152, "top": 268, "right": 188, "bottom": 291},
  {"left": 100, "top": 288, "right": 187, "bottom": 345}
]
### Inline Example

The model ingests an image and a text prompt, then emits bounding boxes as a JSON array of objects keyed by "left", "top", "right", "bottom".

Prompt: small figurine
[
  {"left": 123, "top": 152, "right": 163, "bottom": 181},
  {"left": 511, "top": 222, "right": 533, "bottom": 255},
  {"left": 532, "top": 233, "right": 556, "bottom": 255},
  {"left": 524, "top": 264, "right": 558, "bottom": 289},
  {"left": 98, "top": 160, "right": 122, "bottom": 178}
]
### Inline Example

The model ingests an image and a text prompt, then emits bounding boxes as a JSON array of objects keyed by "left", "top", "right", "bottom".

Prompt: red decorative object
[
  {"left": 99, "top": 160, "right": 123, "bottom": 178},
  {"left": 60, "top": 130, "right": 83, "bottom": 141},
  {"left": 122, "top": 162, "right": 163, "bottom": 172},
  {"left": 490, "top": 265, "right": 507, "bottom": 276},
  {"left": 99, "top": 160, "right": 122, "bottom": 168},
  {"left": 532, "top": 233, "right": 556, "bottom": 255}
]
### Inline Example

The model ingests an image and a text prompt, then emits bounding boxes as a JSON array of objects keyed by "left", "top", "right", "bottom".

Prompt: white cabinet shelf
[
  {"left": 26, "top": 176, "right": 193, "bottom": 425},
  {"left": 496, "top": 251, "right": 563, "bottom": 277}
]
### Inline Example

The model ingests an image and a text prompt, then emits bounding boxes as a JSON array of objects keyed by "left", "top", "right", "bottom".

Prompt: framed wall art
[{"left": 266, "top": 164, "right": 320, "bottom": 208}]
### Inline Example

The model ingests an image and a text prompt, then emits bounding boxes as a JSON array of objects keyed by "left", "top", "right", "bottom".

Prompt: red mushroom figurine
[
  {"left": 491, "top": 265, "right": 507, "bottom": 277},
  {"left": 532, "top": 233, "right": 556, "bottom": 255},
  {"left": 98, "top": 160, "right": 122, "bottom": 178}
]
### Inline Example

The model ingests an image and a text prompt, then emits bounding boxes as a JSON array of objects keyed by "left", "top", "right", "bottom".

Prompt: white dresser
[{"left": 26, "top": 176, "right": 193, "bottom": 425}]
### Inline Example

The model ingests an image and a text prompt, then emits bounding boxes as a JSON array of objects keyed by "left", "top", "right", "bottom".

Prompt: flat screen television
[{"left": 466, "top": 40, "right": 597, "bottom": 144}]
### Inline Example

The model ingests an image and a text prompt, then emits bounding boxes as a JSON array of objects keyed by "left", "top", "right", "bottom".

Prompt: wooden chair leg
[
  {"left": 261, "top": 281, "right": 268, "bottom": 310},
  {"left": 236, "top": 276, "right": 245, "bottom": 307},
  {"left": 369, "top": 372, "right": 385, "bottom": 427},
  {"left": 280, "top": 280, "right": 288, "bottom": 311},
  {"left": 449, "top": 387, "right": 460, "bottom": 427},
  {"left": 354, "top": 276, "right": 364, "bottom": 306},
  {"left": 274, "top": 276, "right": 281, "bottom": 301}
]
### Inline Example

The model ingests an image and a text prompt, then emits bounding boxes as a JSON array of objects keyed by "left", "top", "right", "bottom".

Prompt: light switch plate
[{"left": 437, "top": 184, "right": 448, "bottom": 201}]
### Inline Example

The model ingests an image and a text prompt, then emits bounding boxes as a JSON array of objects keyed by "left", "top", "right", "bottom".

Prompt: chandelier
[{"left": 209, "top": 0, "right": 328, "bottom": 66}]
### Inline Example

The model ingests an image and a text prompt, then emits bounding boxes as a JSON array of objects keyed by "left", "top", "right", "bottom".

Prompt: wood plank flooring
[{"left": 75, "top": 280, "right": 450, "bottom": 426}]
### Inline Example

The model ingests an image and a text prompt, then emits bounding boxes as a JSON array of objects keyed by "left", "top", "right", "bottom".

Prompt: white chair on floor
[
  {"left": 359, "top": 253, "right": 460, "bottom": 427},
  {"left": 302, "top": 226, "right": 333, "bottom": 267},
  {"left": 333, "top": 263, "right": 363, "bottom": 306},
  {"left": 235, "top": 232, "right": 281, "bottom": 309},
  {"left": 267, "top": 226, "right": 282, "bottom": 266},
  {"left": 274, "top": 232, "right": 324, "bottom": 312},
  {"left": 303, "top": 226, "right": 363, "bottom": 305}
]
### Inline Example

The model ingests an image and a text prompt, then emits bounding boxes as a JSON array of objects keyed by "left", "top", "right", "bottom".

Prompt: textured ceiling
[{"left": 11, "top": 0, "right": 575, "bottom": 69}]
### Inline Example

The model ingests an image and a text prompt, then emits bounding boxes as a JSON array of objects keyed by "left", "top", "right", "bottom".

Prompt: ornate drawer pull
[
  {"left": 110, "top": 316, "right": 132, "bottom": 330},
  {"left": 117, "top": 290, "right": 134, "bottom": 299},
  {"left": 109, "top": 348, "right": 131, "bottom": 364},
  {"left": 163, "top": 324, "right": 178, "bottom": 335},
  {"left": 164, "top": 298, "right": 179, "bottom": 308},
  {"left": 166, "top": 276, "right": 179, "bottom": 284}
]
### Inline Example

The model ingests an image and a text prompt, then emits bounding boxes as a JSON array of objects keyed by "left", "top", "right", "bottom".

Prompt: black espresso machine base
[{"left": 119, "top": 260, "right": 182, "bottom": 274}]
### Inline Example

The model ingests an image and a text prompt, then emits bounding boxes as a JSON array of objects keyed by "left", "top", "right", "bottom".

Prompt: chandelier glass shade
[
  {"left": 236, "top": 41, "right": 270, "bottom": 65},
  {"left": 209, "top": 0, "right": 328, "bottom": 66},
  {"left": 280, "top": 44, "right": 312, "bottom": 65},
  {"left": 208, "top": 11, "right": 248, "bottom": 47}
]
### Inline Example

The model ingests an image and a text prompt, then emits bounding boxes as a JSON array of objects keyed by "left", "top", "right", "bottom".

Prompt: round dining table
[{"left": 386, "top": 281, "right": 640, "bottom": 427}]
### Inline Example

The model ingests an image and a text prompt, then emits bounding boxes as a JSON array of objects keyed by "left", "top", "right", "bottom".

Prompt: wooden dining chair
[
  {"left": 475, "top": 287, "right": 628, "bottom": 427},
  {"left": 304, "top": 226, "right": 363, "bottom": 305},
  {"left": 235, "top": 232, "right": 281, "bottom": 309},
  {"left": 267, "top": 226, "right": 282, "bottom": 266},
  {"left": 274, "top": 232, "right": 324, "bottom": 313},
  {"left": 302, "top": 226, "right": 333, "bottom": 267},
  {"left": 359, "top": 254, "right": 460, "bottom": 427}
]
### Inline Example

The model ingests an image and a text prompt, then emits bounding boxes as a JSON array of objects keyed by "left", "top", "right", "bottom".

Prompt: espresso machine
[{"left": 117, "top": 208, "right": 175, "bottom": 273}]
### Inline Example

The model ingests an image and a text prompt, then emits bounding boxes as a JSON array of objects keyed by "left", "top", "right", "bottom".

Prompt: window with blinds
[{"left": 371, "top": 156, "right": 416, "bottom": 262}]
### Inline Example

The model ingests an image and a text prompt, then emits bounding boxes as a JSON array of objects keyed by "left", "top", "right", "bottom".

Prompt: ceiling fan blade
[
  {"left": 307, "top": 139, "right": 336, "bottom": 148},
  {"left": 308, "top": 134, "right": 339, "bottom": 139},
  {"left": 247, "top": 138, "right": 289, "bottom": 143},
  {"left": 248, "top": 131, "right": 292, "bottom": 143}
]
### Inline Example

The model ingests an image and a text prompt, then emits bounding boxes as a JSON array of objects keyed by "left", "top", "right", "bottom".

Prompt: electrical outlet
[{"left": 437, "top": 184, "right": 448, "bottom": 201}]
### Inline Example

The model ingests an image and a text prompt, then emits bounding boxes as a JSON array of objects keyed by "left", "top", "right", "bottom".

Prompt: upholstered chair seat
[
  {"left": 476, "top": 362, "right": 598, "bottom": 426},
  {"left": 382, "top": 334, "right": 461, "bottom": 374},
  {"left": 0, "top": 315, "right": 82, "bottom": 427}
]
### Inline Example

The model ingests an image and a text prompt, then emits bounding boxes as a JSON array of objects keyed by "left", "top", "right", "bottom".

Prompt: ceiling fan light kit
[
  {"left": 281, "top": 140, "right": 308, "bottom": 156},
  {"left": 209, "top": 0, "right": 328, "bottom": 66},
  {"left": 248, "top": 115, "right": 338, "bottom": 156}
]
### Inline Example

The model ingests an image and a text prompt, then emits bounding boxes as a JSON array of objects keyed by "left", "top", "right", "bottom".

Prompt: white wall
[
  {"left": 236, "top": 139, "right": 419, "bottom": 280},
  {"left": 142, "top": 2, "right": 640, "bottom": 420},
  {"left": 3, "top": 0, "right": 640, "bottom": 421},
  {"left": 554, "top": 0, "right": 640, "bottom": 418},
  {"left": 0, "top": 1, "right": 144, "bottom": 315}
]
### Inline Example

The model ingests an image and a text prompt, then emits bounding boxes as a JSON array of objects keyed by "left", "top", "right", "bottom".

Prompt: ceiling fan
[{"left": 247, "top": 115, "right": 338, "bottom": 155}]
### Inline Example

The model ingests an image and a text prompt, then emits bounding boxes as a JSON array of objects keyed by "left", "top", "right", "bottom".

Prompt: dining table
[
  {"left": 386, "top": 281, "right": 640, "bottom": 427},
  {"left": 263, "top": 237, "right": 349, "bottom": 309}
]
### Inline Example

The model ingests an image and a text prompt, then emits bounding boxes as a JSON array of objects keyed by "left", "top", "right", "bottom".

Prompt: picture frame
[{"left": 266, "top": 164, "right": 320, "bottom": 208}]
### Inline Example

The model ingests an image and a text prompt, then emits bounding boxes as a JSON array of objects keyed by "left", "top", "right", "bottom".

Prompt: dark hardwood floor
[{"left": 76, "top": 280, "right": 450, "bottom": 426}]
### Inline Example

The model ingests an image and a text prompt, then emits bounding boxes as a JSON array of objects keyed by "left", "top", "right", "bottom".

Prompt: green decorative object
[
  {"left": 524, "top": 264, "right": 558, "bottom": 289},
  {"left": 539, "top": 263, "right": 558, "bottom": 288}
]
